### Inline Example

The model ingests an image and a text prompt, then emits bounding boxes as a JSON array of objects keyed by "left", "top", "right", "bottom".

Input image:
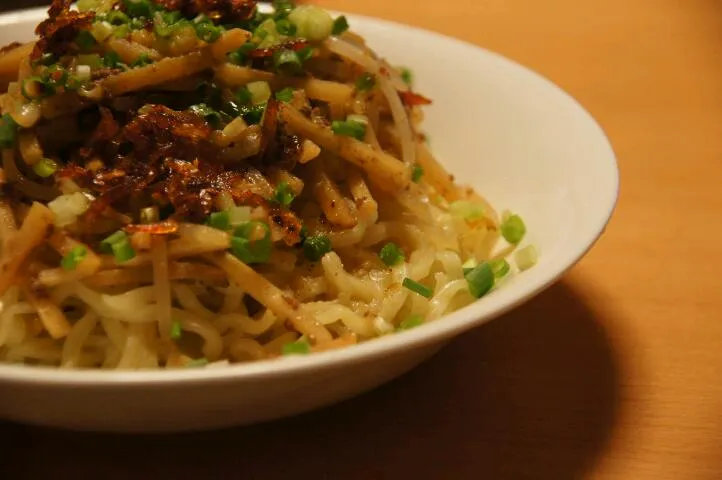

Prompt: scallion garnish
[
  {"left": 193, "top": 15, "right": 223, "bottom": 43},
  {"left": 275, "top": 18, "right": 296, "bottom": 36},
  {"left": 33, "top": 158, "right": 58, "bottom": 178},
  {"left": 411, "top": 164, "right": 424, "bottom": 183},
  {"left": 246, "top": 81, "right": 272, "bottom": 104},
  {"left": 273, "top": 49, "right": 301, "bottom": 71},
  {"left": 231, "top": 221, "right": 272, "bottom": 264},
  {"left": 490, "top": 259, "right": 510, "bottom": 278},
  {"left": 240, "top": 102, "right": 266, "bottom": 124},
  {"left": 61, "top": 246, "right": 88, "bottom": 271},
  {"left": 75, "top": 30, "right": 97, "bottom": 50},
  {"left": 102, "top": 51, "right": 123, "bottom": 69},
  {"left": 282, "top": 340, "right": 311, "bottom": 355},
  {"left": 449, "top": 200, "right": 485, "bottom": 221},
  {"left": 379, "top": 242, "right": 404, "bottom": 267},
  {"left": 303, "top": 234, "right": 332, "bottom": 262},
  {"left": 464, "top": 262, "right": 494, "bottom": 299},
  {"left": 100, "top": 230, "right": 136, "bottom": 263},
  {"left": 515, "top": 245, "right": 538, "bottom": 272},
  {"left": 400, "top": 67, "right": 413, "bottom": 86},
  {"left": 273, "top": 0, "right": 295, "bottom": 19},
  {"left": 0, "top": 114, "right": 18, "bottom": 149},
  {"left": 332, "top": 16, "right": 349, "bottom": 35},
  {"left": 107, "top": 10, "right": 130, "bottom": 26},
  {"left": 402, "top": 278, "right": 433, "bottom": 299},
  {"left": 21, "top": 76, "right": 55, "bottom": 100},
  {"left": 227, "top": 42, "right": 256, "bottom": 65},
  {"left": 275, "top": 87, "right": 295, "bottom": 103},
  {"left": 170, "top": 320, "right": 182, "bottom": 340},
  {"left": 355, "top": 73, "right": 375, "bottom": 92},
  {"left": 398, "top": 315, "right": 424, "bottom": 331},
  {"left": 297, "top": 46, "right": 314, "bottom": 63},
  {"left": 189, "top": 103, "right": 222, "bottom": 129},
  {"left": 207, "top": 211, "right": 230, "bottom": 230},
  {"left": 272, "top": 182, "right": 295, "bottom": 207},
  {"left": 500, "top": 213, "right": 526, "bottom": 244},
  {"left": 331, "top": 119, "right": 366, "bottom": 140},
  {"left": 130, "top": 53, "right": 153, "bottom": 68},
  {"left": 235, "top": 86, "right": 252, "bottom": 105},
  {"left": 123, "top": 0, "right": 154, "bottom": 18}
]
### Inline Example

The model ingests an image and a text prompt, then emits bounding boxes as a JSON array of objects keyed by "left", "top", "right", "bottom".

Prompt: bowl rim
[{"left": 0, "top": 6, "right": 619, "bottom": 386}]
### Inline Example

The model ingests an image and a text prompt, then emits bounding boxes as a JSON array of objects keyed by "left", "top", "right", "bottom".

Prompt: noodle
[{"left": 0, "top": 0, "right": 536, "bottom": 369}]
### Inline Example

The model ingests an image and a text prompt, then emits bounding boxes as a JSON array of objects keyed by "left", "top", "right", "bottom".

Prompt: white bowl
[{"left": 0, "top": 8, "right": 618, "bottom": 432}]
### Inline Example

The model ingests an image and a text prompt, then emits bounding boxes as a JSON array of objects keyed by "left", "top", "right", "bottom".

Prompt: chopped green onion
[
  {"left": 130, "top": 17, "right": 148, "bottom": 30},
  {"left": 123, "top": 0, "right": 154, "bottom": 19},
  {"left": 462, "top": 258, "right": 477, "bottom": 275},
  {"left": 449, "top": 200, "right": 485, "bottom": 221},
  {"left": 402, "top": 278, "right": 433, "bottom": 299},
  {"left": 296, "top": 46, "right": 314, "bottom": 63},
  {"left": 189, "top": 103, "right": 222, "bottom": 129},
  {"left": 465, "top": 262, "right": 494, "bottom": 299},
  {"left": 131, "top": 53, "right": 153, "bottom": 68},
  {"left": 112, "top": 239, "right": 136, "bottom": 263},
  {"left": 272, "top": 181, "right": 295, "bottom": 207},
  {"left": 193, "top": 16, "right": 223, "bottom": 43},
  {"left": 346, "top": 114, "right": 368, "bottom": 125},
  {"left": 75, "top": 30, "right": 97, "bottom": 50},
  {"left": 228, "top": 206, "right": 251, "bottom": 225},
  {"left": 186, "top": 358, "right": 209, "bottom": 368},
  {"left": 0, "top": 114, "right": 18, "bottom": 149},
  {"left": 61, "top": 246, "right": 88, "bottom": 271},
  {"left": 207, "top": 211, "right": 230, "bottom": 230},
  {"left": 332, "top": 16, "right": 350, "bottom": 35},
  {"left": 273, "top": 49, "right": 301, "bottom": 72},
  {"left": 289, "top": 6, "right": 334, "bottom": 41},
  {"left": 21, "top": 76, "right": 55, "bottom": 100},
  {"left": 33, "top": 158, "right": 58, "bottom": 178},
  {"left": 231, "top": 221, "right": 272, "bottom": 264},
  {"left": 398, "top": 315, "right": 424, "bottom": 331},
  {"left": 170, "top": 321, "right": 182, "bottom": 340},
  {"left": 227, "top": 42, "right": 257, "bottom": 65},
  {"left": 240, "top": 102, "right": 266, "bottom": 124},
  {"left": 102, "top": 51, "right": 123, "bottom": 69},
  {"left": 355, "top": 73, "right": 375, "bottom": 92},
  {"left": 490, "top": 259, "right": 510, "bottom": 278},
  {"left": 99, "top": 230, "right": 127, "bottom": 253},
  {"left": 411, "top": 164, "right": 424, "bottom": 183},
  {"left": 379, "top": 242, "right": 404, "bottom": 267},
  {"left": 91, "top": 21, "right": 114, "bottom": 43},
  {"left": 282, "top": 340, "right": 311, "bottom": 356},
  {"left": 235, "top": 86, "right": 252, "bottom": 105},
  {"left": 500, "top": 212, "right": 526, "bottom": 244},
  {"left": 331, "top": 120, "right": 366, "bottom": 140},
  {"left": 275, "top": 18, "right": 296, "bottom": 36},
  {"left": 99, "top": 230, "right": 136, "bottom": 263},
  {"left": 400, "top": 67, "right": 413, "bottom": 86},
  {"left": 275, "top": 87, "right": 295, "bottom": 103},
  {"left": 515, "top": 245, "right": 538, "bottom": 271},
  {"left": 107, "top": 10, "right": 130, "bottom": 25},
  {"left": 273, "top": 0, "right": 295, "bottom": 19},
  {"left": 247, "top": 81, "right": 272, "bottom": 104},
  {"left": 77, "top": 54, "right": 102, "bottom": 68},
  {"left": 113, "top": 24, "right": 131, "bottom": 39},
  {"left": 303, "top": 234, "right": 332, "bottom": 262}
]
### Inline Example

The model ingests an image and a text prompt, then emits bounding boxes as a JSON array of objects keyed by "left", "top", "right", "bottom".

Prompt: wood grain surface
[{"left": 1, "top": 1, "right": 721, "bottom": 479}]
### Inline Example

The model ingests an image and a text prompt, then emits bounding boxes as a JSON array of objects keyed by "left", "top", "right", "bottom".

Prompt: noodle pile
[{"left": 0, "top": 0, "right": 536, "bottom": 369}]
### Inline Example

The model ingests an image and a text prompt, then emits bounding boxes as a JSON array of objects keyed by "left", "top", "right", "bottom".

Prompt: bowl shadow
[{"left": 0, "top": 279, "right": 621, "bottom": 480}]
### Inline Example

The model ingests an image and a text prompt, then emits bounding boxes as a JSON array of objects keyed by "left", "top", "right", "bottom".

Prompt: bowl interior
[{"left": 0, "top": 9, "right": 618, "bottom": 384}]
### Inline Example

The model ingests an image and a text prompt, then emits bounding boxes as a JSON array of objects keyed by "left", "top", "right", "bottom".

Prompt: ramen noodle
[{"left": 0, "top": 0, "right": 537, "bottom": 369}]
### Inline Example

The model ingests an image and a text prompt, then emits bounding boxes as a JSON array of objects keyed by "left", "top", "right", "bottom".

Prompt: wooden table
[{"left": 2, "top": 1, "right": 721, "bottom": 478}]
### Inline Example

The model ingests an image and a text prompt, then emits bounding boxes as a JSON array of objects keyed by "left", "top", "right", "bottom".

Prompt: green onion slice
[
  {"left": 61, "top": 246, "right": 88, "bottom": 271},
  {"left": 464, "top": 262, "right": 494, "bottom": 298},
  {"left": 231, "top": 221, "right": 272, "bottom": 264},
  {"left": 500, "top": 212, "right": 527, "bottom": 244},
  {"left": 282, "top": 340, "right": 311, "bottom": 355},
  {"left": 402, "top": 278, "right": 433, "bottom": 299},
  {"left": 398, "top": 315, "right": 424, "bottom": 331},
  {"left": 331, "top": 120, "right": 366, "bottom": 140},
  {"left": 379, "top": 242, "right": 404, "bottom": 267},
  {"left": 303, "top": 234, "right": 332, "bottom": 262}
]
